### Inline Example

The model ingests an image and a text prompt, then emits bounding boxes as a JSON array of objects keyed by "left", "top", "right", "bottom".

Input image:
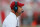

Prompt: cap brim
[{"left": 17, "top": 2, "right": 24, "bottom": 7}]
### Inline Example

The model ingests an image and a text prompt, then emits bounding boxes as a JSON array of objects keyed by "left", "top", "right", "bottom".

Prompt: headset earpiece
[{"left": 13, "top": 1, "right": 18, "bottom": 13}]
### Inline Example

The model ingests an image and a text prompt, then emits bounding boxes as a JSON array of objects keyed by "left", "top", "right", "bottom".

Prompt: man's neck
[
  {"left": 11, "top": 10, "right": 18, "bottom": 17},
  {"left": 11, "top": 10, "right": 15, "bottom": 14}
]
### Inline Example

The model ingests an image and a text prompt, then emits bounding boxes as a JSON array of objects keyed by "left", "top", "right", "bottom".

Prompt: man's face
[{"left": 17, "top": 6, "right": 23, "bottom": 16}]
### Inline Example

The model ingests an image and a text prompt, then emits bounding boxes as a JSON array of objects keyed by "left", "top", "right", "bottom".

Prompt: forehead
[{"left": 18, "top": 6, "right": 22, "bottom": 8}]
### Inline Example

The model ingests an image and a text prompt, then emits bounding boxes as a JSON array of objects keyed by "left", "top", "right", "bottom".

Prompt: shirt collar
[{"left": 10, "top": 12, "right": 16, "bottom": 16}]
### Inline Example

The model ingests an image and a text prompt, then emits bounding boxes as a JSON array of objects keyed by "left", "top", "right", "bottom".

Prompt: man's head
[{"left": 10, "top": 1, "right": 24, "bottom": 16}]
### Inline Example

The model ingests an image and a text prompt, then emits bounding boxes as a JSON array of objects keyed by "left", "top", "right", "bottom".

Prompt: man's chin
[
  {"left": 17, "top": 14, "right": 21, "bottom": 17},
  {"left": 18, "top": 14, "right": 21, "bottom": 16},
  {"left": 16, "top": 13, "right": 21, "bottom": 16}
]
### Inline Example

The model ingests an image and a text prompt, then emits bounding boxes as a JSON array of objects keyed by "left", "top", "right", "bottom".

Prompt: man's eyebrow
[{"left": 18, "top": 6, "right": 21, "bottom": 7}]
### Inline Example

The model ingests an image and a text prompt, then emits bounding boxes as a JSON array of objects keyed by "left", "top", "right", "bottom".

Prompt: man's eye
[{"left": 21, "top": 7, "right": 22, "bottom": 8}]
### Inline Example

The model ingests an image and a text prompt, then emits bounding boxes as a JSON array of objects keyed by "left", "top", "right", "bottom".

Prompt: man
[{"left": 2, "top": 1, "right": 24, "bottom": 27}]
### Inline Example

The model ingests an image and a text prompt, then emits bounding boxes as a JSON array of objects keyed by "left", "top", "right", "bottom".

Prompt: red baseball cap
[{"left": 10, "top": 1, "right": 24, "bottom": 10}]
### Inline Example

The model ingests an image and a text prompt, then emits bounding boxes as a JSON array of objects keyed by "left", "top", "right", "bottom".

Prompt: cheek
[{"left": 18, "top": 8, "right": 22, "bottom": 13}]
